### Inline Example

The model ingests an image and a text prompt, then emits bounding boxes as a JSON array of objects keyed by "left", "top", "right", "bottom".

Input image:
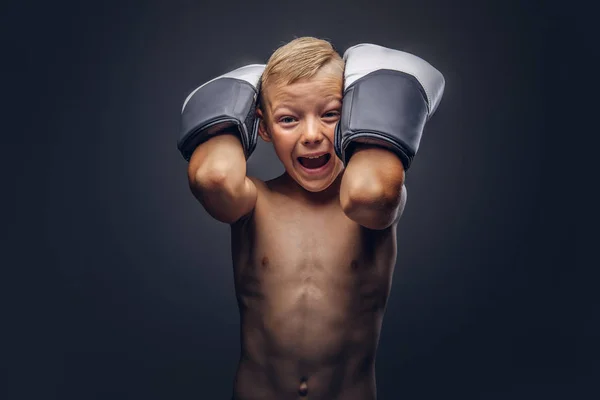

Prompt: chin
[{"left": 289, "top": 156, "right": 343, "bottom": 193}]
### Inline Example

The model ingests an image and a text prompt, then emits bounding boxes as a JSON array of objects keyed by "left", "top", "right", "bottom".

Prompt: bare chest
[
  {"left": 232, "top": 197, "right": 396, "bottom": 280},
  {"left": 230, "top": 196, "right": 398, "bottom": 352},
  {"left": 255, "top": 202, "right": 362, "bottom": 269}
]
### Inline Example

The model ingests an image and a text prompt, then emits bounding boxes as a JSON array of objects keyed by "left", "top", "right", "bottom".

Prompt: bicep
[{"left": 191, "top": 175, "right": 257, "bottom": 224}]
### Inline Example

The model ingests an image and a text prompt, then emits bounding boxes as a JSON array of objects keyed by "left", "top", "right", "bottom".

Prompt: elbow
[
  {"left": 189, "top": 160, "right": 235, "bottom": 195},
  {"left": 341, "top": 181, "right": 403, "bottom": 230},
  {"left": 193, "top": 165, "right": 227, "bottom": 191}
]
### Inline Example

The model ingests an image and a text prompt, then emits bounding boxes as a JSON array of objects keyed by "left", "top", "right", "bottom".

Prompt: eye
[
  {"left": 323, "top": 110, "right": 341, "bottom": 120},
  {"left": 279, "top": 116, "right": 297, "bottom": 124}
]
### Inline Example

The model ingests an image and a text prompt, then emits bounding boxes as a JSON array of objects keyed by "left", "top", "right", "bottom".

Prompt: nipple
[{"left": 298, "top": 377, "right": 308, "bottom": 397}]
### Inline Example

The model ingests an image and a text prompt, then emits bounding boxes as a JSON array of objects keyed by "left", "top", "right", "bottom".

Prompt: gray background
[{"left": 3, "top": 0, "right": 596, "bottom": 399}]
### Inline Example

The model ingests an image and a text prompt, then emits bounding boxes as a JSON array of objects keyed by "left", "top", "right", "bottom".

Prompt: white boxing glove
[
  {"left": 178, "top": 64, "right": 265, "bottom": 161},
  {"left": 335, "top": 44, "right": 445, "bottom": 170}
]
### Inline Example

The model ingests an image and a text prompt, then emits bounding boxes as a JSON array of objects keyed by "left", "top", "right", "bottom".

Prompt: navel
[{"left": 298, "top": 377, "right": 308, "bottom": 397}]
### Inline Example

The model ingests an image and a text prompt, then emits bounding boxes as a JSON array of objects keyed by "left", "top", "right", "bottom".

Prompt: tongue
[{"left": 299, "top": 154, "right": 329, "bottom": 169}]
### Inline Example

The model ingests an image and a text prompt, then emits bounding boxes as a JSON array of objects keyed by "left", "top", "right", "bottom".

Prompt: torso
[{"left": 230, "top": 175, "right": 398, "bottom": 400}]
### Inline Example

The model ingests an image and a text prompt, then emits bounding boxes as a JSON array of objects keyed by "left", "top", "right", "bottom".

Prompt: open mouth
[{"left": 298, "top": 153, "right": 331, "bottom": 170}]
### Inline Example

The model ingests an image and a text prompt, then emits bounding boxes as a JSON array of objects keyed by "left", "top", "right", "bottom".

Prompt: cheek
[
  {"left": 324, "top": 123, "right": 337, "bottom": 142},
  {"left": 270, "top": 127, "right": 299, "bottom": 156}
]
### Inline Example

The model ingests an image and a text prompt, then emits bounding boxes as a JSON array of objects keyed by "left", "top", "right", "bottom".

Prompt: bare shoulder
[
  {"left": 248, "top": 176, "right": 269, "bottom": 195},
  {"left": 249, "top": 175, "right": 290, "bottom": 204},
  {"left": 231, "top": 174, "right": 305, "bottom": 231},
  {"left": 230, "top": 175, "right": 271, "bottom": 231}
]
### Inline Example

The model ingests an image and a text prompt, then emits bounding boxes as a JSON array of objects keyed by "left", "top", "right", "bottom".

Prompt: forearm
[
  {"left": 189, "top": 133, "right": 247, "bottom": 189},
  {"left": 340, "top": 146, "right": 405, "bottom": 230},
  {"left": 188, "top": 132, "right": 256, "bottom": 222}
]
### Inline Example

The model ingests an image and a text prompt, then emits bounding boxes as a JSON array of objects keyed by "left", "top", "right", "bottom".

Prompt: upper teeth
[{"left": 307, "top": 155, "right": 322, "bottom": 159}]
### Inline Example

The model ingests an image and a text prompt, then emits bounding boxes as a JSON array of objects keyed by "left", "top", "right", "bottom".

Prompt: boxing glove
[
  {"left": 335, "top": 44, "right": 445, "bottom": 170},
  {"left": 178, "top": 64, "right": 265, "bottom": 161}
]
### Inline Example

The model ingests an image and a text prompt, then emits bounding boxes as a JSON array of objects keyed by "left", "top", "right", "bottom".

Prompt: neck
[{"left": 275, "top": 172, "right": 343, "bottom": 206}]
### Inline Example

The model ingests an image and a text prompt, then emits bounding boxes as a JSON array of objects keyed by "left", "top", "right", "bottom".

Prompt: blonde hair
[{"left": 258, "top": 37, "right": 344, "bottom": 110}]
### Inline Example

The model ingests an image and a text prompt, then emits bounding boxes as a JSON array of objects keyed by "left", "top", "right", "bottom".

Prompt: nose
[{"left": 301, "top": 117, "right": 324, "bottom": 146}]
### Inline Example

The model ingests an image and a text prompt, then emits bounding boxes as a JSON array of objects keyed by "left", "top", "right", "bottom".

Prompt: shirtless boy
[{"left": 178, "top": 37, "right": 444, "bottom": 400}]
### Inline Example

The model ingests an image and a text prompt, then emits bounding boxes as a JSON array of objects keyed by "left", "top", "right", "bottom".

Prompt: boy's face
[{"left": 257, "top": 65, "right": 344, "bottom": 193}]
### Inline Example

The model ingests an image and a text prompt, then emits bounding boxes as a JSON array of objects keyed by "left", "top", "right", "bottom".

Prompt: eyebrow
[
  {"left": 271, "top": 96, "right": 341, "bottom": 114},
  {"left": 271, "top": 103, "right": 296, "bottom": 114},
  {"left": 321, "top": 95, "right": 342, "bottom": 103}
]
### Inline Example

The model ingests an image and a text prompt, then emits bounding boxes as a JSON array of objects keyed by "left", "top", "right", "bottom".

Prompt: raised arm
[
  {"left": 178, "top": 64, "right": 265, "bottom": 224},
  {"left": 340, "top": 145, "right": 406, "bottom": 230},
  {"left": 335, "top": 44, "right": 445, "bottom": 229},
  {"left": 187, "top": 132, "right": 257, "bottom": 223}
]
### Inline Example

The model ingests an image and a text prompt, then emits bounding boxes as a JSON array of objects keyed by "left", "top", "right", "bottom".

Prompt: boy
[{"left": 178, "top": 37, "right": 444, "bottom": 400}]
